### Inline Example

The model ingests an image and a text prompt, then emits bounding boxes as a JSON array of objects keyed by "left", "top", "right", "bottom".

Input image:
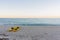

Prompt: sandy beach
[{"left": 0, "top": 26, "right": 60, "bottom": 40}]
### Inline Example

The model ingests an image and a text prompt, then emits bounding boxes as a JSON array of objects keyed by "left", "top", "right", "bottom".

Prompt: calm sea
[{"left": 0, "top": 18, "right": 60, "bottom": 26}]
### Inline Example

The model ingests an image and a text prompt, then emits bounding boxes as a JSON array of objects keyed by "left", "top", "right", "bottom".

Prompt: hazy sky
[{"left": 0, "top": 0, "right": 60, "bottom": 18}]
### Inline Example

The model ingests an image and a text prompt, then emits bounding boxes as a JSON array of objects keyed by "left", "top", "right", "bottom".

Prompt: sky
[{"left": 0, "top": 0, "right": 60, "bottom": 18}]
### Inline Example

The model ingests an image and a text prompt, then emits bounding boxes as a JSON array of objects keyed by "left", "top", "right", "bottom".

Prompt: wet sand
[{"left": 0, "top": 26, "right": 60, "bottom": 40}]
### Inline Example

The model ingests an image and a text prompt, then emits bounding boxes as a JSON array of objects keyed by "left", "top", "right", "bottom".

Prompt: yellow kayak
[{"left": 8, "top": 26, "right": 21, "bottom": 32}]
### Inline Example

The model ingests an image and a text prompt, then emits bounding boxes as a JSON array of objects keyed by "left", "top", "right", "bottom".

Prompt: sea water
[{"left": 0, "top": 18, "right": 60, "bottom": 26}]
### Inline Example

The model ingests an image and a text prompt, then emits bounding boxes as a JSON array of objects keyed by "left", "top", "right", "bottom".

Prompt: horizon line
[{"left": 0, "top": 16, "right": 60, "bottom": 18}]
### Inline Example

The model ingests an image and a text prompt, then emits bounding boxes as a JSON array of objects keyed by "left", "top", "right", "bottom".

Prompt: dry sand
[{"left": 0, "top": 26, "right": 60, "bottom": 40}]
